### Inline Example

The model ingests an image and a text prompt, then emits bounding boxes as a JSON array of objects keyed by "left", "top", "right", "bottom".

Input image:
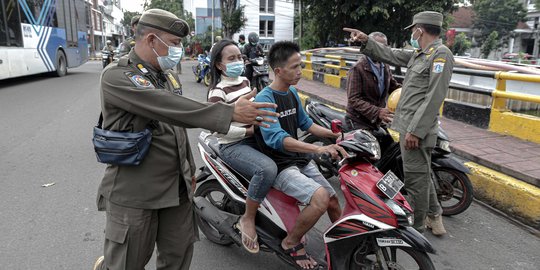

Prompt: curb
[{"left": 295, "top": 89, "right": 540, "bottom": 228}]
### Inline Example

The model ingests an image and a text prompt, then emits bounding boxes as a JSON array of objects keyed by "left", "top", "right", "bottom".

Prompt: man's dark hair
[
  {"left": 239, "top": 34, "right": 245, "bottom": 41},
  {"left": 268, "top": 41, "right": 300, "bottom": 69},
  {"left": 417, "top": 23, "right": 441, "bottom": 36}
]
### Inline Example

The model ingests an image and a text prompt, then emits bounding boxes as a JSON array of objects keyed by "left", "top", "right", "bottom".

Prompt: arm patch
[{"left": 125, "top": 72, "right": 154, "bottom": 89}]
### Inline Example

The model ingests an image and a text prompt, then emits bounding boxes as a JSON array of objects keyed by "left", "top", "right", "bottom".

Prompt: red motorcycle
[{"left": 194, "top": 120, "right": 436, "bottom": 269}]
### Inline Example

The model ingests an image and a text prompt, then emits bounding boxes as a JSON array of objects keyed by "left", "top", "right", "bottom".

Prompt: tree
[
  {"left": 300, "top": 0, "right": 459, "bottom": 49},
  {"left": 220, "top": 0, "right": 247, "bottom": 39},
  {"left": 143, "top": 0, "right": 195, "bottom": 36},
  {"left": 472, "top": 0, "right": 526, "bottom": 43},
  {"left": 481, "top": 30, "right": 499, "bottom": 58},
  {"left": 121, "top": 11, "right": 142, "bottom": 35},
  {"left": 451, "top": 33, "right": 472, "bottom": 56}
]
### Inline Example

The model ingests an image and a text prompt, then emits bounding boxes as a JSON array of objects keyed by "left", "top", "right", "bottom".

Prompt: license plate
[{"left": 376, "top": 171, "right": 404, "bottom": 199}]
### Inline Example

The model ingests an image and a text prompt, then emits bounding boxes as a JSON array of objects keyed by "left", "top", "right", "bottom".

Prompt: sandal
[
  {"left": 282, "top": 242, "right": 318, "bottom": 269},
  {"left": 234, "top": 222, "right": 260, "bottom": 253}
]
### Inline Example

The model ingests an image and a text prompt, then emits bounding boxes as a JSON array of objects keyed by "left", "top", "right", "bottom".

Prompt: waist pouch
[{"left": 92, "top": 113, "right": 156, "bottom": 166}]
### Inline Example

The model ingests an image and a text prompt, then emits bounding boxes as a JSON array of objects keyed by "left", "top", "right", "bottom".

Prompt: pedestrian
[
  {"left": 207, "top": 39, "right": 278, "bottom": 254},
  {"left": 92, "top": 9, "right": 279, "bottom": 270},
  {"left": 344, "top": 31, "right": 401, "bottom": 151},
  {"left": 238, "top": 34, "right": 246, "bottom": 51},
  {"left": 344, "top": 11, "right": 454, "bottom": 235}
]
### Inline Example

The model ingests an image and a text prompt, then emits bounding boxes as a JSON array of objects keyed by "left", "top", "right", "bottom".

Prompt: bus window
[
  {"left": 20, "top": 0, "right": 58, "bottom": 27},
  {"left": 0, "top": 0, "right": 7, "bottom": 46},
  {"left": 5, "top": 0, "right": 22, "bottom": 47}
]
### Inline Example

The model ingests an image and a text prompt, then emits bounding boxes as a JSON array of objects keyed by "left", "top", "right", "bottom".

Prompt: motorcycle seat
[
  {"left": 313, "top": 103, "right": 346, "bottom": 123},
  {"left": 208, "top": 137, "right": 221, "bottom": 157}
]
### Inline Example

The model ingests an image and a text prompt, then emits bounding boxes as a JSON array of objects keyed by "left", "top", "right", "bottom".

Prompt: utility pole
[{"left": 299, "top": 0, "right": 302, "bottom": 48}]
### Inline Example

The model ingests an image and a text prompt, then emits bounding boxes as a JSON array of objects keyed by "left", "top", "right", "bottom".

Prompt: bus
[{"left": 0, "top": 0, "right": 89, "bottom": 80}]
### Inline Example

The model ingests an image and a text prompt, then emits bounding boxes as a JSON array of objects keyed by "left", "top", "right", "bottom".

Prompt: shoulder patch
[
  {"left": 432, "top": 62, "right": 445, "bottom": 73},
  {"left": 125, "top": 72, "right": 154, "bottom": 89},
  {"left": 434, "top": 57, "right": 446, "bottom": 63}
]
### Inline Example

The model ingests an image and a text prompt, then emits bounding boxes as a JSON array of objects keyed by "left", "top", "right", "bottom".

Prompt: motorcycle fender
[
  {"left": 432, "top": 156, "right": 470, "bottom": 174},
  {"left": 378, "top": 227, "right": 437, "bottom": 254}
]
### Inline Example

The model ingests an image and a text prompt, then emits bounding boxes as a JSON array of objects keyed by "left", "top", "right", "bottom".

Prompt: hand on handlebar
[{"left": 316, "top": 144, "right": 349, "bottom": 160}]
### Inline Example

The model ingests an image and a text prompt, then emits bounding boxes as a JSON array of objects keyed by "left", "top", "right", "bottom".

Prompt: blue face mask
[
  {"left": 224, "top": 61, "right": 245, "bottom": 78},
  {"left": 410, "top": 28, "right": 421, "bottom": 49},
  {"left": 152, "top": 35, "right": 183, "bottom": 70}
]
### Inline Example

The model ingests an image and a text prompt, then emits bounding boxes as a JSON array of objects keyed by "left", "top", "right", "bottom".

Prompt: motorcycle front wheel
[
  {"left": 195, "top": 180, "right": 241, "bottom": 246},
  {"left": 349, "top": 245, "right": 435, "bottom": 270},
  {"left": 195, "top": 65, "right": 202, "bottom": 83},
  {"left": 204, "top": 72, "right": 211, "bottom": 86},
  {"left": 433, "top": 167, "right": 474, "bottom": 216}
]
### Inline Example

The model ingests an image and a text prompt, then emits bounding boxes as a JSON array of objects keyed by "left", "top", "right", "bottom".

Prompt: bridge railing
[{"left": 301, "top": 52, "right": 540, "bottom": 144}]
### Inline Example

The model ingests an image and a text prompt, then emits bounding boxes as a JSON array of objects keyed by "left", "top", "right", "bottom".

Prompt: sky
[{"left": 121, "top": 0, "right": 145, "bottom": 13}]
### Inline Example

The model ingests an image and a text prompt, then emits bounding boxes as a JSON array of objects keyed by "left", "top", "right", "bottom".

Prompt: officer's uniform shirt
[
  {"left": 98, "top": 50, "right": 233, "bottom": 210},
  {"left": 362, "top": 37, "right": 454, "bottom": 141}
]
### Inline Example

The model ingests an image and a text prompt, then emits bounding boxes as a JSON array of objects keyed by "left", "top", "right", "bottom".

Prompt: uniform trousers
[
  {"left": 97, "top": 193, "right": 197, "bottom": 270},
  {"left": 399, "top": 133, "right": 442, "bottom": 231}
]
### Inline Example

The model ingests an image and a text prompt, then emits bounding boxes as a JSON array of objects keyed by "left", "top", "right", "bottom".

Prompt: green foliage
[
  {"left": 472, "top": 0, "right": 526, "bottom": 43},
  {"left": 220, "top": 0, "right": 247, "bottom": 39},
  {"left": 121, "top": 11, "right": 141, "bottom": 33},
  {"left": 451, "top": 33, "right": 472, "bottom": 56},
  {"left": 481, "top": 30, "right": 498, "bottom": 58},
  {"left": 299, "top": 0, "right": 458, "bottom": 49}
]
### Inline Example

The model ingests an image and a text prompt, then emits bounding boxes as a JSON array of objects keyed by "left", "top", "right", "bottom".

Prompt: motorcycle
[
  {"left": 193, "top": 54, "right": 211, "bottom": 86},
  {"left": 248, "top": 57, "right": 270, "bottom": 91},
  {"left": 101, "top": 50, "right": 114, "bottom": 68},
  {"left": 303, "top": 100, "right": 474, "bottom": 216},
  {"left": 194, "top": 127, "right": 436, "bottom": 270}
]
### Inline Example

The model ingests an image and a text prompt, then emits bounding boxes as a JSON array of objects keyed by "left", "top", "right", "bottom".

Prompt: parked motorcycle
[
  {"left": 248, "top": 57, "right": 270, "bottom": 91},
  {"left": 194, "top": 128, "right": 436, "bottom": 269},
  {"left": 303, "top": 100, "right": 474, "bottom": 216},
  {"left": 193, "top": 54, "right": 211, "bottom": 86},
  {"left": 101, "top": 50, "right": 114, "bottom": 68}
]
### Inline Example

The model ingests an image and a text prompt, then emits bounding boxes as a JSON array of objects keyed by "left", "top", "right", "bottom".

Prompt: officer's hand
[
  {"left": 378, "top": 108, "right": 394, "bottom": 123},
  {"left": 234, "top": 90, "right": 278, "bottom": 128},
  {"left": 405, "top": 132, "right": 420, "bottom": 150},
  {"left": 343, "top": 28, "right": 368, "bottom": 43}
]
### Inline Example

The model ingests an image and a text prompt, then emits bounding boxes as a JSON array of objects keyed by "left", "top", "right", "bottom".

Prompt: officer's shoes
[
  {"left": 93, "top": 256, "right": 104, "bottom": 270},
  {"left": 425, "top": 215, "right": 447, "bottom": 236}
]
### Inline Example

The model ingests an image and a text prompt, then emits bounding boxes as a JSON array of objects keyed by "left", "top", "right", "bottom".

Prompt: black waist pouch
[{"left": 92, "top": 113, "right": 156, "bottom": 166}]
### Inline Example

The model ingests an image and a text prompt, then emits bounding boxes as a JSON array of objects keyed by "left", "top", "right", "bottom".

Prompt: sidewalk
[{"left": 291, "top": 76, "right": 540, "bottom": 227}]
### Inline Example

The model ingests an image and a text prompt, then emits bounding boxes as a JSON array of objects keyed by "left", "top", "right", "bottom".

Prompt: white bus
[{"left": 0, "top": 0, "right": 89, "bottom": 80}]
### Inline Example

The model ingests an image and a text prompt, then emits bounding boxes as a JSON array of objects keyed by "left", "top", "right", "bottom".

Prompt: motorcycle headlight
[
  {"left": 384, "top": 198, "right": 406, "bottom": 216},
  {"left": 407, "top": 214, "right": 414, "bottom": 226},
  {"left": 384, "top": 198, "right": 413, "bottom": 226},
  {"left": 438, "top": 140, "right": 451, "bottom": 153}
]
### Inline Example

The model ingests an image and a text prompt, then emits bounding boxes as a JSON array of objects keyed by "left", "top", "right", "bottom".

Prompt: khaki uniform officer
[
  {"left": 118, "top": 15, "right": 139, "bottom": 57},
  {"left": 93, "top": 9, "right": 279, "bottom": 270},
  {"left": 345, "top": 11, "right": 454, "bottom": 235}
]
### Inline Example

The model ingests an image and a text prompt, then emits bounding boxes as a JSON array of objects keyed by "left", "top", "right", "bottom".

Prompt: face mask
[
  {"left": 224, "top": 61, "right": 245, "bottom": 78},
  {"left": 152, "top": 35, "right": 183, "bottom": 70},
  {"left": 410, "top": 28, "right": 421, "bottom": 49},
  {"left": 250, "top": 41, "right": 257, "bottom": 46}
]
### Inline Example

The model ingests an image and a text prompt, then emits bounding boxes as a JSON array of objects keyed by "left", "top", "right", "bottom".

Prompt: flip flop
[
  {"left": 282, "top": 242, "right": 318, "bottom": 269},
  {"left": 234, "top": 222, "right": 260, "bottom": 254}
]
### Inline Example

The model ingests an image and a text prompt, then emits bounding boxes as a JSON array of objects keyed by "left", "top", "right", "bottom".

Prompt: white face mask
[{"left": 152, "top": 35, "right": 183, "bottom": 70}]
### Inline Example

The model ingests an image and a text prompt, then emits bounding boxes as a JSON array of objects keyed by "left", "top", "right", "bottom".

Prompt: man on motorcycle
[
  {"left": 254, "top": 41, "right": 347, "bottom": 269},
  {"left": 102, "top": 40, "right": 115, "bottom": 65},
  {"left": 242, "top": 32, "right": 264, "bottom": 84},
  {"left": 238, "top": 34, "right": 246, "bottom": 51},
  {"left": 345, "top": 11, "right": 453, "bottom": 235},
  {"left": 345, "top": 31, "right": 400, "bottom": 151}
]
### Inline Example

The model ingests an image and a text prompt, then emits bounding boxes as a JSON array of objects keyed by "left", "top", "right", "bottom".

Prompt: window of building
[
  {"left": 259, "top": 20, "right": 274, "bottom": 38},
  {"left": 260, "top": 0, "right": 274, "bottom": 13}
]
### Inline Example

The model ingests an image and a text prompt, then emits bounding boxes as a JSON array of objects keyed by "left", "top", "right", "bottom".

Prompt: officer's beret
[
  {"left": 130, "top": 15, "right": 140, "bottom": 26},
  {"left": 404, "top": 11, "right": 443, "bottom": 30},
  {"left": 138, "top": 9, "right": 190, "bottom": 37}
]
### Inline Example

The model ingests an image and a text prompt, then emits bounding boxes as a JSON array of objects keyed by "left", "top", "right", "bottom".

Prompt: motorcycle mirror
[{"left": 331, "top": 119, "right": 342, "bottom": 134}]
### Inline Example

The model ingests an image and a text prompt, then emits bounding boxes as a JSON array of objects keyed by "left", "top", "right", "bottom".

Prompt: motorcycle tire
[
  {"left": 303, "top": 134, "right": 335, "bottom": 179},
  {"left": 195, "top": 66, "right": 202, "bottom": 83},
  {"left": 204, "top": 72, "right": 211, "bottom": 86},
  {"left": 349, "top": 244, "right": 435, "bottom": 270},
  {"left": 433, "top": 167, "right": 474, "bottom": 216},
  {"left": 194, "top": 180, "right": 237, "bottom": 246}
]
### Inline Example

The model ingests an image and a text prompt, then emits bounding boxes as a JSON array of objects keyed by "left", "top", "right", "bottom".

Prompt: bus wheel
[{"left": 54, "top": 51, "right": 67, "bottom": 77}]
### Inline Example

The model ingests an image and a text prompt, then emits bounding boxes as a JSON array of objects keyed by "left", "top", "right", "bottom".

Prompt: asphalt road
[{"left": 0, "top": 61, "right": 538, "bottom": 270}]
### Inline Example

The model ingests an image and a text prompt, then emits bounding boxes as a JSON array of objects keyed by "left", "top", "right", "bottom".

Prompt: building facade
[{"left": 86, "top": 0, "right": 126, "bottom": 56}]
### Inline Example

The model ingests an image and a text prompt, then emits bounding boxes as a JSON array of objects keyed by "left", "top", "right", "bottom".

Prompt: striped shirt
[{"left": 208, "top": 76, "right": 252, "bottom": 144}]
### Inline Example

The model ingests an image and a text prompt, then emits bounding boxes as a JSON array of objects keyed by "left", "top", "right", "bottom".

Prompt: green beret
[
  {"left": 130, "top": 15, "right": 140, "bottom": 26},
  {"left": 138, "top": 9, "right": 190, "bottom": 37},
  {"left": 404, "top": 11, "right": 443, "bottom": 30}
]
